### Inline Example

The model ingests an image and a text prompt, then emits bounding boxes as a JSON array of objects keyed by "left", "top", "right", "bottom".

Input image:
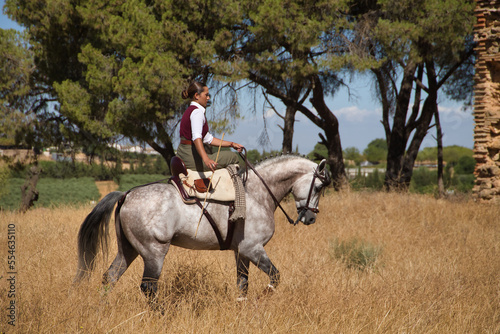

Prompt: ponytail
[{"left": 181, "top": 82, "right": 205, "bottom": 100}]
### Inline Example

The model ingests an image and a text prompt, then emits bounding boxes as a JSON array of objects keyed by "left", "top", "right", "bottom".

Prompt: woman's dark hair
[{"left": 182, "top": 82, "right": 206, "bottom": 100}]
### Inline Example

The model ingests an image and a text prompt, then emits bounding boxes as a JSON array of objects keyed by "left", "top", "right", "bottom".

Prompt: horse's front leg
[
  {"left": 245, "top": 246, "right": 280, "bottom": 295},
  {"left": 234, "top": 252, "right": 250, "bottom": 301}
]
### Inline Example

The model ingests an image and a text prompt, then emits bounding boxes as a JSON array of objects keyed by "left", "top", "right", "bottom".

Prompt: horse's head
[{"left": 291, "top": 159, "right": 331, "bottom": 225}]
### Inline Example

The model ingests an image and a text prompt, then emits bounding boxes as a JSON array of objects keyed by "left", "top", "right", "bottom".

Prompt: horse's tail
[{"left": 74, "top": 191, "right": 125, "bottom": 282}]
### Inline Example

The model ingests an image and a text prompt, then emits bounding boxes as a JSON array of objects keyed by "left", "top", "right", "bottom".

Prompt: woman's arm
[
  {"left": 210, "top": 138, "right": 244, "bottom": 152},
  {"left": 193, "top": 138, "right": 217, "bottom": 172}
]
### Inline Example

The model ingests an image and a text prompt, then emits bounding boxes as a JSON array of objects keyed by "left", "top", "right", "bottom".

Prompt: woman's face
[{"left": 195, "top": 86, "right": 210, "bottom": 108}]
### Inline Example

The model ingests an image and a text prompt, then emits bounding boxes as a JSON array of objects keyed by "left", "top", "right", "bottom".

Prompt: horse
[{"left": 74, "top": 155, "right": 331, "bottom": 304}]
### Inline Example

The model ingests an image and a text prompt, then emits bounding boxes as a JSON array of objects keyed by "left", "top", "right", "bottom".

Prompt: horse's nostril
[{"left": 306, "top": 217, "right": 315, "bottom": 225}]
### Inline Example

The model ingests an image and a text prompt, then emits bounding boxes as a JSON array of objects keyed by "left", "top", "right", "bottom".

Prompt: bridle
[
  {"left": 294, "top": 166, "right": 330, "bottom": 224},
  {"left": 239, "top": 151, "right": 330, "bottom": 226}
]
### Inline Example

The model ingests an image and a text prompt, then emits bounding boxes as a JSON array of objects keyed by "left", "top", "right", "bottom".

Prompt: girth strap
[{"left": 193, "top": 198, "right": 236, "bottom": 251}]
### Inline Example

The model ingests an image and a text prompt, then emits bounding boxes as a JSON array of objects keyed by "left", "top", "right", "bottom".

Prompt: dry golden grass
[
  {"left": 95, "top": 181, "right": 119, "bottom": 200},
  {"left": 1, "top": 192, "right": 499, "bottom": 333}
]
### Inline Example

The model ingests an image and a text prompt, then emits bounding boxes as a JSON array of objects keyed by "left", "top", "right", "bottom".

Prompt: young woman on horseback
[{"left": 176, "top": 81, "right": 244, "bottom": 172}]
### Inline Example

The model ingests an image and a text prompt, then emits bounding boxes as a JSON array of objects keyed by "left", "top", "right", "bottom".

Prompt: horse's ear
[{"left": 318, "top": 159, "right": 327, "bottom": 174}]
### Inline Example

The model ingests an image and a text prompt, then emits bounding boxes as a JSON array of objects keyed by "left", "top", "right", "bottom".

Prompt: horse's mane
[{"left": 253, "top": 153, "right": 312, "bottom": 169}]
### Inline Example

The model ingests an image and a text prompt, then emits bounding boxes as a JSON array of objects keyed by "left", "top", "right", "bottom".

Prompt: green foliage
[
  {"left": 410, "top": 167, "right": 438, "bottom": 194},
  {"left": 244, "top": 149, "right": 284, "bottom": 164},
  {"left": 409, "top": 164, "right": 475, "bottom": 195},
  {"left": 329, "top": 237, "right": 383, "bottom": 271},
  {"left": 246, "top": 149, "right": 262, "bottom": 164},
  {"left": 0, "top": 177, "right": 100, "bottom": 211},
  {"left": 117, "top": 174, "right": 168, "bottom": 192},
  {"left": 35, "top": 154, "right": 169, "bottom": 180},
  {"left": 0, "top": 166, "right": 11, "bottom": 201},
  {"left": 307, "top": 143, "right": 328, "bottom": 161},
  {"left": 451, "top": 174, "right": 475, "bottom": 193},
  {"left": 454, "top": 155, "right": 475, "bottom": 174},
  {"left": 0, "top": 29, "right": 36, "bottom": 148},
  {"left": 349, "top": 168, "right": 385, "bottom": 191},
  {"left": 4, "top": 0, "right": 244, "bottom": 160},
  {"left": 343, "top": 147, "right": 363, "bottom": 166},
  {"left": 39, "top": 160, "right": 117, "bottom": 181},
  {"left": 365, "top": 168, "right": 384, "bottom": 190},
  {"left": 0, "top": 177, "right": 24, "bottom": 210},
  {"left": 417, "top": 146, "right": 473, "bottom": 164},
  {"left": 363, "top": 138, "right": 387, "bottom": 163}
]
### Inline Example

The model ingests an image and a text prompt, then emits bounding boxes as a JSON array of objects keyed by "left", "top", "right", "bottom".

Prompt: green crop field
[
  {"left": 0, "top": 177, "right": 100, "bottom": 211},
  {"left": 117, "top": 174, "right": 169, "bottom": 192}
]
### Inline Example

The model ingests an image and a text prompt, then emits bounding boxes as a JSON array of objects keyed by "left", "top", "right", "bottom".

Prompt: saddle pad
[{"left": 181, "top": 168, "right": 235, "bottom": 201}]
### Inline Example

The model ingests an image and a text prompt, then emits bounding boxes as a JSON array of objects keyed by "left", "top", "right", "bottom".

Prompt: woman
[{"left": 177, "top": 82, "right": 244, "bottom": 172}]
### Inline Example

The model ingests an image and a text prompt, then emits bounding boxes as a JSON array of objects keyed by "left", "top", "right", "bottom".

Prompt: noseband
[{"left": 294, "top": 166, "right": 330, "bottom": 225}]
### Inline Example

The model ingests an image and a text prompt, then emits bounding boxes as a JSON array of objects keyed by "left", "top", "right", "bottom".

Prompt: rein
[
  {"left": 239, "top": 151, "right": 328, "bottom": 226},
  {"left": 239, "top": 151, "right": 296, "bottom": 225}
]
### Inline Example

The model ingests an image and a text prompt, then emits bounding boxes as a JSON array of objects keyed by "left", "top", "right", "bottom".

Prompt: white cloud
[
  {"left": 264, "top": 108, "right": 277, "bottom": 118},
  {"left": 333, "top": 106, "right": 380, "bottom": 122}
]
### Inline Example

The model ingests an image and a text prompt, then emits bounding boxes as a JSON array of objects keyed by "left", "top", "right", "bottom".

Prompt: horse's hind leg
[
  {"left": 139, "top": 243, "right": 171, "bottom": 308},
  {"left": 234, "top": 252, "right": 250, "bottom": 300},
  {"left": 102, "top": 221, "right": 138, "bottom": 291}
]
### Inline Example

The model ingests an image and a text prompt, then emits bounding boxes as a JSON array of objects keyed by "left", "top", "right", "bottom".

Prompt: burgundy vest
[{"left": 179, "top": 105, "right": 209, "bottom": 140}]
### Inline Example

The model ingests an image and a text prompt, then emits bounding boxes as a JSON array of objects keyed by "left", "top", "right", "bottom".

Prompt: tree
[
  {"left": 348, "top": 0, "right": 475, "bottom": 191},
  {"left": 0, "top": 28, "right": 46, "bottom": 211},
  {"left": 4, "top": 0, "right": 242, "bottom": 165},
  {"left": 308, "top": 143, "right": 329, "bottom": 162},
  {"left": 343, "top": 147, "right": 363, "bottom": 166},
  {"left": 363, "top": 138, "right": 387, "bottom": 163},
  {"left": 0, "top": 29, "right": 36, "bottom": 147},
  {"left": 236, "top": 0, "right": 351, "bottom": 189}
]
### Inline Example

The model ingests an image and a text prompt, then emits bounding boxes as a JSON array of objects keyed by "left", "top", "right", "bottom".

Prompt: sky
[
  {"left": 0, "top": 4, "right": 475, "bottom": 155},
  {"left": 229, "top": 80, "right": 474, "bottom": 154}
]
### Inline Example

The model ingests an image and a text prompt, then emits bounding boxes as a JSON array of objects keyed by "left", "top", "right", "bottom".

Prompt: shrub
[
  {"left": 454, "top": 156, "right": 476, "bottom": 175},
  {"left": 349, "top": 168, "right": 385, "bottom": 191},
  {"left": 410, "top": 167, "right": 438, "bottom": 194},
  {"left": 450, "top": 174, "right": 475, "bottom": 193},
  {"left": 329, "top": 237, "right": 382, "bottom": 271}
]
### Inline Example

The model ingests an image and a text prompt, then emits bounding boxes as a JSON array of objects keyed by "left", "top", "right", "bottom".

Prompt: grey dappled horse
[{"left": 75, "top": 155, "right": 330, "bottom": 303}]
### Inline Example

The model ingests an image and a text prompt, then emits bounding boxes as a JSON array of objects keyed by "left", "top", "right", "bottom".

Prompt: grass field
[
  {"left": 0, "top": 174, "right": 166, "bottom": 211},
  {"left": 0, "top": 177, "right": 100, "bottom": 211},
  {"left": 0, "top": 191, "right": 498, "bottom": 333}
]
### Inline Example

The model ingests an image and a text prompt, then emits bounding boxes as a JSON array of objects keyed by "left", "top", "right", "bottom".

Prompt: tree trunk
[
  {"left": 282, "top": 104, "right": 297, "bottom": 154},
  {"left": 20, "top": 164, "right": 41, "bottom": 213},
  {"left": 384, "top": 62, "right": 417, "bottom": 191},
  {"left": 435, "top": 107, "right": 445, "bottom": 198},
  {"left": 310, "top": 75, "right": 348, "bottom": 190},
  {"left": 148, "top": 139, "right": 175, "bottom": 174},
  {"left": 399, "top": 96, "right": 437, "bottom": 187},
  {"left": 398, "top": 62, "right": 439, "bottom": 190}
]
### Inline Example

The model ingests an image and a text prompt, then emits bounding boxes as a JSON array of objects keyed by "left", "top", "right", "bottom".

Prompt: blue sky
[
  {"left": 1, "top": 3, "right": 474, "bottom": 155},
  {"left": 229, "top": 80, "right": 474, "bottom": 154}
]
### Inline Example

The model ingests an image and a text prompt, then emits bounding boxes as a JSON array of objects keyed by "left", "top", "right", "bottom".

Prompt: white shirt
[{"left": 190, "top": 102, "right": 214, "bottom": 144}]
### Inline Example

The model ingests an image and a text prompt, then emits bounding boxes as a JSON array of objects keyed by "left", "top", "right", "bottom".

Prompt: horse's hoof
[
  {"left": 236, "top": 296, "right": 248, "bottom": 302},
  {"left": 262, "top": 284, "right": 276, "bottom": 296}
]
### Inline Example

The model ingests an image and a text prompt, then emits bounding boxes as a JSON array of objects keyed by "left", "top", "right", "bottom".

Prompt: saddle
[{"left": 169, "top": 157, "right": 236, "bottom": 203}]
